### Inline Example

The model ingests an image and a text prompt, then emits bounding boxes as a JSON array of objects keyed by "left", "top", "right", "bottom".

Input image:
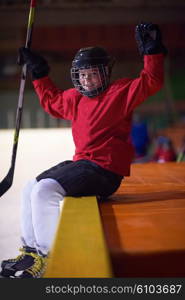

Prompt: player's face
[{"left": 79, "top": 68, "right": 102, "bottom": 91}]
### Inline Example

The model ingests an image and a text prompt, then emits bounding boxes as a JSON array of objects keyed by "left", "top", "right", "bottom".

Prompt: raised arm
[
  {"left": 18, "top": 47, "right": 75, "bottom": 120},
  {"left": 124, "top": 22, "right": 167, "bottom": 115}
]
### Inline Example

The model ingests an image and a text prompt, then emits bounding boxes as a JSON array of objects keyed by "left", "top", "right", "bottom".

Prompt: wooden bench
[
  {"left": 44, "top": 196, "right": 113, "bottom": 278},
  {"left": 44, "top": 162, "right": 185, "bottom": 277},
  {"left": 99, "top": 162, "right": 185, "bottom": 277}
]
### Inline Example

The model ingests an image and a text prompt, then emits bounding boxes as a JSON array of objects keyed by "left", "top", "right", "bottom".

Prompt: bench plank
[{"left": 44, "top": 196, "right": 113, "bottom": 277}]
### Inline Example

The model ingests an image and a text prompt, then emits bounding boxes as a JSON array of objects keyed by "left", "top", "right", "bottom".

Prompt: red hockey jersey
[{"left": 33, "top": 54, "right": 164, "bottom": 176}]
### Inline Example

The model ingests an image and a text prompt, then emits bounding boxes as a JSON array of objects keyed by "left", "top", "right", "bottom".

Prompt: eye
[{"left": 80, "top": 73, "right": 85, "bottom": 78}]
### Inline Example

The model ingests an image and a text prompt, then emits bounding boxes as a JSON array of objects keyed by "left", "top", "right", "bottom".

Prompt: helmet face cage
[
  {"left": 71, "top": 47, "right": 114, "bottom": 97},
  {"left": 71, "top": 64, "right": 109, "bottom": 98}
]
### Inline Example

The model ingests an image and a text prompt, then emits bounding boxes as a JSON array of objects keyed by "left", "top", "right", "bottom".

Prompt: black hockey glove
[
  {"left": 135, "top": 22, "right": 167, "bottom": 56},
  {"left": 18, "top": 47, "right": 50, "bottom": 80}
]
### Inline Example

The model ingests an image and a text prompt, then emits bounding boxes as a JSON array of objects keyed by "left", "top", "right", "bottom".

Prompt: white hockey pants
[{"left": 20, "top": 178, "right": 66, "bottom": 255}]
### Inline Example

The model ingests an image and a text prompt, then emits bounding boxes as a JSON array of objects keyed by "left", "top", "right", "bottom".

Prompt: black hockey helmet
[{"left": 71, "top": 46, "right": 114, "bottom": 97}]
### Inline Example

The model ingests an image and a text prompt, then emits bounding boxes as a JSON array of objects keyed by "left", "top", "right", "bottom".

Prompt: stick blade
[{"left": 0, "top": 168, "right": 14, "bottom": 197}]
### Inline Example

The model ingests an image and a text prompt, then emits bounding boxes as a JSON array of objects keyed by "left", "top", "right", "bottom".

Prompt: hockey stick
[{"left": 0, "top": 0, "right": 37, "bottom": 197}]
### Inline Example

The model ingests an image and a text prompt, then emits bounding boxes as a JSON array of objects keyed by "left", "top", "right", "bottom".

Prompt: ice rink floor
[{"left": 0, "top": 128, "right": 74, "bottom": 264}]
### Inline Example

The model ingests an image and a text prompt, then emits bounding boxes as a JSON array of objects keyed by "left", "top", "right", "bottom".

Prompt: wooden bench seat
[
  {"left": 44, "top": 162, "right": 185, "bottom": 277},
  {"left": 99, "top": 162, "right": 185, "bottom": 277}
]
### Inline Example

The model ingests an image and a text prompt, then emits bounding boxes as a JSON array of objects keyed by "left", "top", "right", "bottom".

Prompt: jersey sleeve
[
  {"left": 33, "top": 77, "right": 78, "bottom": 121},
  {"left": 124, "top": 54, "right": 164, "bottom": 115}
]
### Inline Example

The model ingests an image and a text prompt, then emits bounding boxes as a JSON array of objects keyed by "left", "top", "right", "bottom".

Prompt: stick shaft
[
  {"left": 18, "top": 0, "right": 36, "bottom": 108},
  {"left": 14, "top": 0, "right": 36, "bottom": 152},
  {"left": 0, "top": 0, "right": 37, "bottom": 197}
]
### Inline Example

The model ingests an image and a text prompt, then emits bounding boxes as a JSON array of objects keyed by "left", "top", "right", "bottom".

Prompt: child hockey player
[{"left": 1, "top": 23, "right": 167, "bottom": 278}]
